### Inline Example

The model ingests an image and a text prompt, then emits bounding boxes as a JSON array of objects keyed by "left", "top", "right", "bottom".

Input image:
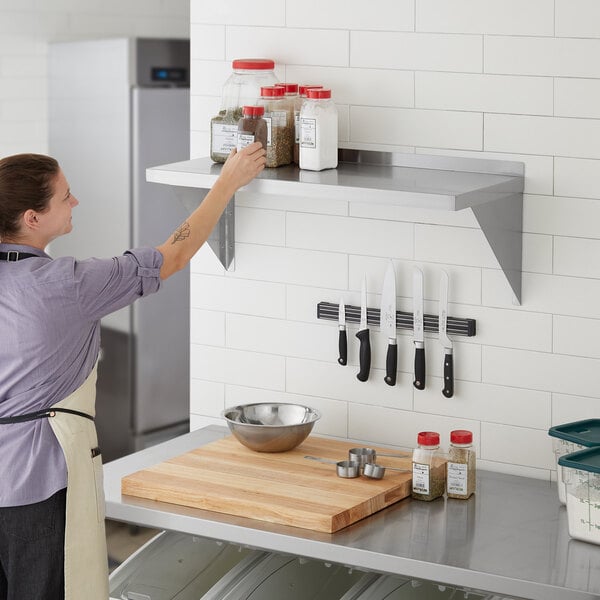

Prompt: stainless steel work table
[{"left": 104, "top": 426, "right": 600, "bottom": 600}]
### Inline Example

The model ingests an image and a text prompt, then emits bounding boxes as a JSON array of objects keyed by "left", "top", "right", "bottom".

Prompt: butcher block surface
[{"left": 121, "top": 435, "right": 412, "bottom": 533}]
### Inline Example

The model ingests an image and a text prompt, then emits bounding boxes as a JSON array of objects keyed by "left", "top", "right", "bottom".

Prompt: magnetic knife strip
[{"left": 317, "top": 302, "right": 476, "bottom": 337}]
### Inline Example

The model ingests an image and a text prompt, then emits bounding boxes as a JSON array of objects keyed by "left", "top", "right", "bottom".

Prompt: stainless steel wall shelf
[
  {"left": 147, "top": 150, "right": 524, "bottom": 303},
  {"left": 317, "top": 301, "right": 476, "bottom": 336}
]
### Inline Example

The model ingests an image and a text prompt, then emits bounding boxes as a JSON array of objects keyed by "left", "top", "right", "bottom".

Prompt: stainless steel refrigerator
[{"left": 49, "top": 38, "right": 191, "bottom": 461}]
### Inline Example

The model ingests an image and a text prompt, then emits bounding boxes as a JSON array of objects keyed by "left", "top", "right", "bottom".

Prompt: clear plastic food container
[
  {"left": 109, "top": 530, "right": 265, "bottom": 600},
  {"left": 201, "top": 553, "right": 364, "bottom": 600},
  {"left": 548, "top": 419, "right": 600, "bottom": 504},
  {"left": 558, "top": 446, "right": 600, "bottom": 546},
  {"left": 340, "top": 573, "right": 501, "bottom": 599}
]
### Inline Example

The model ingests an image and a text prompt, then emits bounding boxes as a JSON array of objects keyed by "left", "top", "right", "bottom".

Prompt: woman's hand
[{"left": 218, "top": 142, "right": 266, "bottom": 195}]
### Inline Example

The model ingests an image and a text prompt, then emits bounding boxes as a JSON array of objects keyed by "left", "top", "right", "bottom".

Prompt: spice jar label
[
  {"left": 264, "top": 116, "right": 272, "bottom": 146},
  {"left": 236, "top": 132, "right": 255, "bottom": 151},
  {"left": 412, "top": 463, "right": 430, "bottom": 495},
  {"left": 294, "top": 112, "right": 300, "bottom": 143},
  {"left": 447, "top": 462, "right": 468, "bottom": 496},
  {"left": 300, "top": 118, "right": 317, "bottom": 148},
  {"left": 212, "top": 123, "right": 238, "bottom": 155},
  {"left": 271, "top": 110, "right": 287, "bottom": 128}
]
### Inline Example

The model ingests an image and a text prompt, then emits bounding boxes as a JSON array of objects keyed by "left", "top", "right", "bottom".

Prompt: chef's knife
[
  {"left": 380, "top": 261, "right": 397, "bottom": 386},
  {"left": 439, "top": 270, "right": 454, "bottom": 398},
  {"left": 412, "top": 267, "right": 425, "bottom": 390},
  {"left": 356, "top": 276, "right": 371, "bottom": 382},
  {"left": 338, "top": 297, "right": 347, "bottom": 366}
]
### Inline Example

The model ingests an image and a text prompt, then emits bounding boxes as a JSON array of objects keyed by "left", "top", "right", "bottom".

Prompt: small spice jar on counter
[
  {"left": 236, "top": 106, "right": 267, "bottom": 152},
  {"left": 411, "top": 431, "right": 446, "bottom": 502},
  {"left": 299, "top": 88, "right": 338, "bottom": 171},
  {"left": 446, "top": 429, "right": 476, "bottom": 499},
  {"left": 259, "top": 85, "right": 294, "bottom": 167},
  {"left": 210, "top": 58, "right": 278, "bottom": 163}
]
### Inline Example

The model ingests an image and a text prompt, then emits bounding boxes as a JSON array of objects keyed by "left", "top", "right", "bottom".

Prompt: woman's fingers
[{"left": 221, "top": 142, "right": 266, "bottom": 189}]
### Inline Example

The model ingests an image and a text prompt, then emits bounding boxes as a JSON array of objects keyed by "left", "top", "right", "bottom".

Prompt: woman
[{"left": 0, "top": 143, "right": 266, "bottom": 600}]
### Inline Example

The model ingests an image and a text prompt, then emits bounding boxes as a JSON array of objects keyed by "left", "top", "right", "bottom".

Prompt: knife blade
[
  {"left": 439, "top": 270, "right": 454, "bottom": 398},
  {"left": 356, "top": 275, "right": 371, "bottom": 382},
  {"left": 337, "top": 297, "right": 347, "bottom": 366},
  {"left": 412, "top": 267, "right": 425, "bottom": 390},
  {"left": 380, "top": 261, "right": 397, "bottom": 386}
]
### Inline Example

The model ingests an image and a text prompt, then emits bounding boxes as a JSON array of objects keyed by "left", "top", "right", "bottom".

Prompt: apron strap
[
  {"left": 0, "top": 407, "right": 94, "bottom": 425},
  {"left": 0, "top": 251, "right": 39, "bottom": 262}
]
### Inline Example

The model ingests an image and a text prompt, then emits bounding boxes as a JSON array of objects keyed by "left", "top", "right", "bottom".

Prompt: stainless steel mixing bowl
[{"left": 222, "top": 403, "right": 321, "bottom": 452}]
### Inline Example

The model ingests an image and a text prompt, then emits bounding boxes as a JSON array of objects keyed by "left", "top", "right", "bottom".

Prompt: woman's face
[{"left": 39, "top": 169, "right": 79, "bottom": 242}]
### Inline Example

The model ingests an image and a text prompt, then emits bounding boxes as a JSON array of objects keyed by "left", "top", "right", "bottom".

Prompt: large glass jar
[
  {"left": 259, "top": 85, "right": 293, "bottom": 168},
  {"left": 210, "top": 58, "right": 278, "bottom": 163}
]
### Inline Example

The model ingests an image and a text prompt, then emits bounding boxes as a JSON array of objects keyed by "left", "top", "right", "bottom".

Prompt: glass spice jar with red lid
[
  {"left": 447, "top": 430, "right": 476, "bottom": 499},
  {"left": 259, "top": 85, "right": 293, "bottom": 167},
  {"left": 276, "top": 83, "right": 303, "bottom": 163},
  {"left": 236, "top": 105, "right": 267, "bottom": 153},
  {"left": 411, "top": 431, "right": 446, "bottom": 501},
  {"left": 299, "top": 88, "right": 338, "bottom": 172}
]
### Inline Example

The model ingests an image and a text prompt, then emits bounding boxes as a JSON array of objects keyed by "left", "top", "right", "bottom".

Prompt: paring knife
[
  {"left": 439, "top": 270, "right": 454, "bottom": 398},
  {"left": 380, "top": 261, "right": 397, "bottom": 386},
  {"left": 338, "top": 297, "right": 347, "bottom": 366},
  {"left": 356, "top": 275, "right": 371, "bottom": 382},
  {"left": 412, "top": 267, "right": 425, "bottom": 390}
]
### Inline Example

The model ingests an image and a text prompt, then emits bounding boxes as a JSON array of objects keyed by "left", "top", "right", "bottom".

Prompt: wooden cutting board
[{"left": 121, "top": 435, "right": 412, "bottom": 533}]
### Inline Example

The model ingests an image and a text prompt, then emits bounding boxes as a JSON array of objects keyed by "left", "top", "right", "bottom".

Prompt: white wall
[
  {"left": 189, "top": 0, "right": 600, "bottom": 480},
  {"left": 0, "top": 0, "right": 188, "bottom": 157}
]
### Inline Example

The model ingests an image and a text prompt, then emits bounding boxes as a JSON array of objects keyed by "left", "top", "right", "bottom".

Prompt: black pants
[{"left": 0, "top": 488, "right": 66, "bottom": 600}]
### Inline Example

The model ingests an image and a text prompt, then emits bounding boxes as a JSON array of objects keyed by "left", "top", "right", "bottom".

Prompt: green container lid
[
  {"left": 548, "top": 419, "right": 600, "bottom": 446},
  {"left": 558, "top": 446, "right": 600, "bottom": 474}
]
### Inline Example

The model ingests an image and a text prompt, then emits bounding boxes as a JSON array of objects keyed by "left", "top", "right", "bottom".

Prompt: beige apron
[{"left": 48, "top": 364, "right": 108, "bottom": 600}]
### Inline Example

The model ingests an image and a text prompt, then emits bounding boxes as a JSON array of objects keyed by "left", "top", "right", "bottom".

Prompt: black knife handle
[
  {"left": 356, "top": 329, "right": 371, "bottom": 382},
  {"left": 442, "top": 352, "right": 454, "bottom": 398},
  {"left": 338, "top": 329, "right": 347, "bottom": 366},
  {"left": 413, "top": 347, "right": 426, "bottom": 390},
  {"left": 384, "top": 343, "right": 397, "bottom": 386}
]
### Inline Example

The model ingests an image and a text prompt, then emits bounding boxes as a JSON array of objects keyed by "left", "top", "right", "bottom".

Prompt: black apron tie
[
  {"left": 0, "top": 407, "right": 94, "bottom": 424},
  {"left": 0, "top": 251, "right": 39, "bottom": 262}
]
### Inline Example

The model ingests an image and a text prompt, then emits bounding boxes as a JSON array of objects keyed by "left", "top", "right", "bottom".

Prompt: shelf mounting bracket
[
  {"left": 470, "top": 192, "right": 522, "bottom": 305},
  {"left": 172, "top": 186, "right": 235, "bottom": 270}
]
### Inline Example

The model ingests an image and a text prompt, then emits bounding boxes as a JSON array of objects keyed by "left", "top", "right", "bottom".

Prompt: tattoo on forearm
[{"left": 172, "top": 221, "right": 191, "bottom": 244}]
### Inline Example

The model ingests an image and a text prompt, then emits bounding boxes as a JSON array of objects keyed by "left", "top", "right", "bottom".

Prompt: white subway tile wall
[
  {"left": 0, "top": 0, "right": 188, "bottom": 156},
  {"left": 187, "top": 1, "right": 600, "bottom": 480}
]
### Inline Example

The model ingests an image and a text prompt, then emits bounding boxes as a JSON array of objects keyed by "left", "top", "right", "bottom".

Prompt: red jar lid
[
  {"left": 417, "top": 431, "right": 440, "bottom": 446},
  {"left": 275, "top": 83, "right": 298, "bottom": 93},
  {"left": 232, "top": 58, "right": 275, "bottom": 70},
  {"left": 307, "top": 88, "right": 331, "bottom": 99},
  {"left": 450, "top": 430, "right": 473, "bottom": 444},
  {"left": 299, "top": 85, "right": 323, "bottom": 95},
  {"left": 242, "top": 105, "right": 264, "bottom": 117},
  {"left": 260, "top": 85, "right": 284, "bottom": 97}
]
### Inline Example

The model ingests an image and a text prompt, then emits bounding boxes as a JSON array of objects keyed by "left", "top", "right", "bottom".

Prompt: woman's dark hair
[{"left": 0, "top": 153, "right": 60, "bottom": 240}]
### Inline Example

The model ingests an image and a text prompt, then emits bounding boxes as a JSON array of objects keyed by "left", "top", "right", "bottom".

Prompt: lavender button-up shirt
[{"left": 0, "top": 243, "right": 163, "bottom": 507}]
